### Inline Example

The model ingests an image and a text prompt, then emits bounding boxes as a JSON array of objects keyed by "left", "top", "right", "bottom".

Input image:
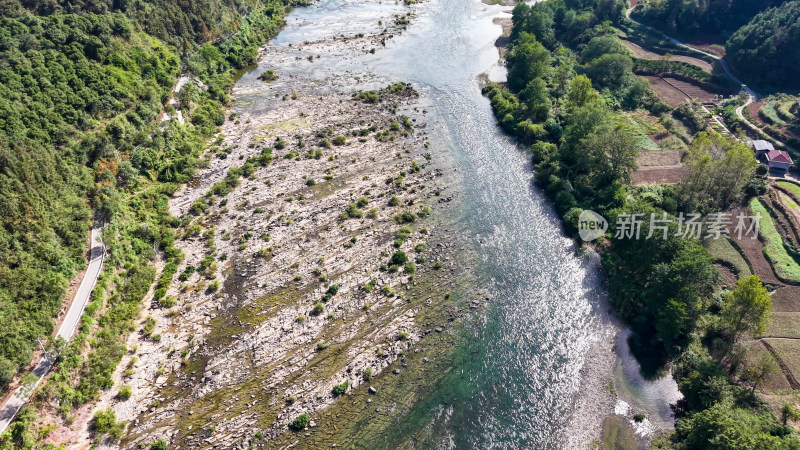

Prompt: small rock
[
  {"left": 392, "top": 369, "right": 400, "bottom": 374},
  {"left": 368, "top": 386, "right": 377, "bottom": 394}
]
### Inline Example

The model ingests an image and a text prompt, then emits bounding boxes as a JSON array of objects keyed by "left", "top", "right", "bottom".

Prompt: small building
[
  {"left": 752, "top": 140, "right": 775, "bottom": 159},
  {"left": 764, "top": 149, "right": 793, "bottom": 173}
]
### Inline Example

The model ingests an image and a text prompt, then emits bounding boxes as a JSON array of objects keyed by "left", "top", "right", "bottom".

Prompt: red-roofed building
[{"left": 764, "top": 149, "right": 793, "bottom": 173}]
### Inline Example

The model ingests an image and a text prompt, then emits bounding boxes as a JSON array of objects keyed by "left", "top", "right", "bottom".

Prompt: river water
[{"left": 244, "top": 0, "right": 681, "bottom": 446}]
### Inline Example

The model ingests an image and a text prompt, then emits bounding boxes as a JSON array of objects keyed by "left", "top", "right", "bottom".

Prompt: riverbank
[{"left": 86, "top": 1, "right": 483, "bottom": 447}]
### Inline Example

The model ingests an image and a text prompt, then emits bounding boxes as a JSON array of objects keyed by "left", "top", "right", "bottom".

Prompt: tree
[
  {"left": 586, "top": 53, "right": 633, "bottom": 88},
  {"left": 680, "top": 132, "right": 758, "bottom": 211},
  {"left": 506, "top": 33, "right": 552, "bottom": 91},
  {"left": 720, "top": 275, "right": 772, "bottom": 342},
  {"left": 580, "top": 35, "right": 629, "bottom": 63},
  {"left": 518, "top": 78, "right": 550, "bottom": 122},
  {"left": 782, "top": 404, "right": 800, "bottom": 426},
  {"left": 579, "top": 123, "right": 639, "bottom": 184},
  {"left": 566, "top": 75, "right": 599, "bottom": 109},
  {"left": 0, "top": 356, "right": 15, "bottom": 389}
]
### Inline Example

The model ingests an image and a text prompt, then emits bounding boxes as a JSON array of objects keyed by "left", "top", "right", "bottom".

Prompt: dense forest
[
  {"left": 726, "top": 0, "right": 800, "bottom": 90},
  {"left": 634, "top": 0, "right": 800, "bottom": 90},
  {"left": 487, "top": 0, "right": 798, "bottom": 446},
  {"left": 0, "top": 0, "right": 292, "bottom": 397},
  {"left": 633, "top": 0, "right": 784, "bottom": 36}
]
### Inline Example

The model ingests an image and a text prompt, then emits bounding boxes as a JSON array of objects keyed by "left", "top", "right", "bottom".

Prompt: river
[{"left": 240, "top": 0, "right": 682, "bottom": 446}]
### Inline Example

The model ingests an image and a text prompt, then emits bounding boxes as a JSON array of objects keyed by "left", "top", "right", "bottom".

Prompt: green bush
[
  {"left": 92, "top": 409, "right": 117, "bottom": 434},
  {"left": 332, "top": 381, "right": 349, "bottom": 396},
  {"left": 390, "top": 251, "right": 408, "bottom": 266},
  {"left": 117, "top": 385, "right": 133, "bottom": 400},
  {"left": 290, "top": 413, "right": 310, "bottom": 430}
]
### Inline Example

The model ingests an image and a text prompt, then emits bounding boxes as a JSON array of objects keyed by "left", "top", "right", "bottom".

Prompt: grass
[
  {"left": 764, "top": 338, "right": 800, "bottom": 385},
  {"left": 259, "top": 117, "right": 310, "bottom": 132},
  {"left": 778, "top": 181, "right": 800, "bottom": 200},
  {"left": 767, "top": 312, "right": 800, "bottom": 338},
  {"left": 745, "top": 341, "right": 793, "bottom": 393},
  {"left": 750, "top": 198, "right": 800, "bottom": 283},
  {"left": 704, "top": 237, "right": 752, "bottom": 277}
]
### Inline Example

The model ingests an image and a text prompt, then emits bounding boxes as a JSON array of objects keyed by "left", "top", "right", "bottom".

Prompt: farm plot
[
  {"left": 750, "top": 198, "right": 800, "bottom": 283},
  {"left": 745, "top": 341, "right": 794, "bottom": 392},
  {"left": 767, "top": 312, "right": 800, "bottom": 339},
  {"left": 762, "top": 338, "right": 800, "bottom": 389},
  {"left": 643, "top": 76, "right": 721, "bottom": 107},
  {"left": 704, "top": 237, "right": 752, "bottom": 278},
  {"left": 778, "top": 181, "right": 800, "bottom": 199},
  {"left": 728, "top": 206, "right": 782, "bottom": 285},
  {"left": 621, "top": 40, "right": 713, "bottom": 73},
  {"left": 643, "top": 76, "right": 688, "bottom": 107},
  {"left": 772, "top": 286, "right": 800, "bottom": 312}
]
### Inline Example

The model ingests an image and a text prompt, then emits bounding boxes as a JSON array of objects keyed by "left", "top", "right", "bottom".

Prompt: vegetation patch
[{"left": 750, "top": 198, "right": 800, "bottom": 283}]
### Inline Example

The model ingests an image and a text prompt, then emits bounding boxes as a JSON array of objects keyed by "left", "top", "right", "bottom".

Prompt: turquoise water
[{"left": 241, "top": 0, "right": 681, "bottom": 446}]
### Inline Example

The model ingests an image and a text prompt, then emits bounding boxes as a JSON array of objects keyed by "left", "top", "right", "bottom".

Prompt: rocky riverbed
[{"left": 82, "top": 3, "right": 483, "bottom": 447}]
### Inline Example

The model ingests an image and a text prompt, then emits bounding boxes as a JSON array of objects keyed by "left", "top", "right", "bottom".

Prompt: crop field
[
  {"left": 750, "top": 198, "right": 800, "bottom": 283},
  {"left": 767, "top": 312, "right": 800, "bottom": 338},
  {"left": 642, "top": 76, "right": 721, "bottom": 107},
  {"left": 620, "top": 39, "right": 713, "bottom": 73},
  {"left": 778, "top": 181, "right": 800, "bottom": 199},
  {"left": 704, "top": 237, "right": 752, "bottom": 278}
]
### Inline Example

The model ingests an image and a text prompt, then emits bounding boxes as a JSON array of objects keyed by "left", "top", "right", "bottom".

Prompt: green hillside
[
  {"left": 0, "top": 0, "right": 293, "bottom": 389},
  {"left": 727, "top": 0, "right": 800, "bottom": 90}
]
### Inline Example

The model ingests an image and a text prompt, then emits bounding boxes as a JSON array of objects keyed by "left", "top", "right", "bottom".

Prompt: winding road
[
  {"left": 0, "top": 225, "right": 105, "bottom": 433},
  {"left": 625, "top": 6, "right": 800, "bottom": 154}
]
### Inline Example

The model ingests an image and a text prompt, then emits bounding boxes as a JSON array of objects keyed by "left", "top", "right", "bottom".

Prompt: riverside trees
[
  {"left": 486, "top": 0, "right": 798, "bottom": 446},
  {"left": 0, "top": 0, "right": 293, "bottom": 413}
]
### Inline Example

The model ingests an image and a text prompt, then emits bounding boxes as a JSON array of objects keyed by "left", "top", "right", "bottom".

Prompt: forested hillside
[
  {"left": 0, "top": 0, "right": 292, "bottom": 391},
  {"left": 634, "top": 0, "right": 800, "bottom": 91},
  {"left": 633, "top": 0, "right": 785, "bottom": 36},
  {"left": 727, "top": 0, "right": 800, "bottom": 90}
]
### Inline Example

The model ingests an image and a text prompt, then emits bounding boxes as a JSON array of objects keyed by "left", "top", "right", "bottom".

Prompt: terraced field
[
  {"left": 621, "top": 40, "right": 713, "bottom": 73},
  {"left": 750, "top": 198, "right": 800, "bottom": 283},
  {"left": 705, "top": 237, "right": 752, "bottom": 278}
]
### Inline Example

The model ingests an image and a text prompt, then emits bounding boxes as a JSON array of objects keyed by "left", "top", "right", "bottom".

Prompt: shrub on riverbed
[
  {"left": 332, "top": 381, "right": 349, "bottom": 396},
  {"left": 117, "top": 385, "right": 132, "bottom": 400},
  {"left": 258, "top": 69, "right": 278, "bottom": 82},
  {"left": 390, "top": 251, "right": 408, "bottom": 266},
  {"left": 290, "top": 413, "right": 310, "bottom": 430}
]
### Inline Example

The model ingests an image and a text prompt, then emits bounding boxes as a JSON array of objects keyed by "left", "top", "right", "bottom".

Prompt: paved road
[
  {"left": 624, "top": 7, "right": 800, "bottom": 154},
  {"left": 625, "top": 6, "right": 759, "bottom": 101},
  {"left": 0, "top": 226, "right": 105, "bottom": 433}
]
